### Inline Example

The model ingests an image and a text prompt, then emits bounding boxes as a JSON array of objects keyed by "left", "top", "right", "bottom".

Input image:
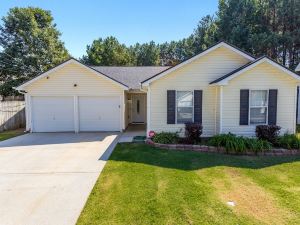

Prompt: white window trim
[
  {"left": 248, "top": 90, "right": 269, "bottom": 125},
  {"left": 175, "top": 90, "right": 194, "bottom": 124}
]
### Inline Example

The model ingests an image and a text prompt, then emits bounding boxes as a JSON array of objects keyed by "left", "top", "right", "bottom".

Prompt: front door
[{"left": 131, "top": 94, "right": 146, "bottom": 123}]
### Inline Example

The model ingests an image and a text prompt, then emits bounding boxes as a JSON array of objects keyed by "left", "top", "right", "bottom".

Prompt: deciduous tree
[{"left": 0, "top": 7, "right": 69, "bottom": 96}]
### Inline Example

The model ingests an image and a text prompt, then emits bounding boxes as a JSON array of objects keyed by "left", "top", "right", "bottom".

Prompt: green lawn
[
  {"left": 77, "top": 143, "right": 300, "bottom": 225},
  {"left": 0, "top": 129, "right": 25, "bottom": 141}
]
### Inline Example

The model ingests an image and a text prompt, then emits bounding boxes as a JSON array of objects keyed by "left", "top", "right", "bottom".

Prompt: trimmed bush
[
  {"left": 255, "top": 125, "right": 281, "bottom": 144},
  {"left": 208, "top": 133, "right": 272, "bottom": 153},
  {"left": 278, "top": 134, "right": 300, "bottom": 150},
  {"left": 152, "top": 132, "right": 179, "bottom": 144},
  {"left": 184, "top": 123, "right": 203, "bottom": 144}
]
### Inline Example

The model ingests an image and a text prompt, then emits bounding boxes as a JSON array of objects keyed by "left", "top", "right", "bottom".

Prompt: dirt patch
[
  {"left": 100, "top": 173, "right": 122, "bottom": 196},
  {"left": 213, "top": 168, "right": 292, "bottom": 225},
  {"left": 157, "top": 179, "right": 168, "bottom": 197}
]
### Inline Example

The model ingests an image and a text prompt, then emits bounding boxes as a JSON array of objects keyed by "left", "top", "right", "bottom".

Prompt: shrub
[
  {"left": 278, "top": 134, "right": 300, "bottom": 150},
  {"left": 243, "top": 138, "right": 272, "bottom": 153},
  {"left": 208, "top": 133, "right": 272, "bottom": 153},
  {"left": 152, "top": 132, "right": 179, "bottom": 144},
  {"left": 184, "top": 123, "right": 203, "bottom": 144},
  {"left": 208, "top": 133, "right": 246, "bottom": 153},
  {"left": 255, "top": 125, "right": 281, "bottom": 144},
  {"left": 207, "top": 133, "right": 233, "bottom": 148}
]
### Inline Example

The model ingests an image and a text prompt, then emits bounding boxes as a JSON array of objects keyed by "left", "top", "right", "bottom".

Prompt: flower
[{"left": 148, "top": 130, "right": 155, "bottom": 138}]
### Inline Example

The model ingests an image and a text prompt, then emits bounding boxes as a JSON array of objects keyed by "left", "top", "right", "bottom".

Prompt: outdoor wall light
[{"left": 74, "top": 84, "right": 77, "bottom": 87}]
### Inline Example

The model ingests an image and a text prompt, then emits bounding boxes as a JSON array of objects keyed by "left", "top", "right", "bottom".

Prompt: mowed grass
[
  {"left": 77, "top": 143, "right": 300, "bottom": 225},
  {"left": 0, "top": 129, "right": 25, "bottom": 141}
]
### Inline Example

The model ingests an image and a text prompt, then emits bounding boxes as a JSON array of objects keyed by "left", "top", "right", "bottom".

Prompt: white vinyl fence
[{"left": 0, "top": 101, "right": 25, "bottom": 131}]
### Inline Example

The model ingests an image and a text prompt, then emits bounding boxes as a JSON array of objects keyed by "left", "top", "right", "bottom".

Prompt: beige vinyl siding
[
  {"left": 222, "top": 62, "right": 298, "bottom": 135},
  {"left": 149, "top": 46, "right": 250, "bottom": 136},
  {"left": 24, "top": 62, "right": 125, "bottom": 130},
  {"left": 25, "top": 62, "right": 124, "bottom": 96}
]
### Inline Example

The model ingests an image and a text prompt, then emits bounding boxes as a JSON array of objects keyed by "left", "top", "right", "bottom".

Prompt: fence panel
[{"left": 0, "top": 101, "right": 25, "bottom": 132}]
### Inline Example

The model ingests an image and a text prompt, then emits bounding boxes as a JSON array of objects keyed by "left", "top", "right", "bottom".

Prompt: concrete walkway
[
  {"left": 119, "top": 124, "right": 146, "bottom": 143},
  {"left": 0, "top": 132, "right": 119, "bottom": 225}
]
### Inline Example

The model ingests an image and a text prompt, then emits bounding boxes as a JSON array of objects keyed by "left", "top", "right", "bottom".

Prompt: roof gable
[
  {"left": 210, "top": 57, "right": 300, "bottom": 85},
  {"left": 141, "top": 41, "right": 255, "bottom": 86},
  {"left": 16, "top": 58, "right": 129, "bottom": 91}
]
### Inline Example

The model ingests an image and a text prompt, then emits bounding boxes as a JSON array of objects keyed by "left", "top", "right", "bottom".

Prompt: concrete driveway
[{"left": 0, "top": 132, "right": 119, "bottom": 225}]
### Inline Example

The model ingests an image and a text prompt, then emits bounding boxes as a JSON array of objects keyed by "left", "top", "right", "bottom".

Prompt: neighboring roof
[
  {"left": 296, "top": 63, "right": 300, "bottom": 72},
  {"left": 15, "top": 58, "right": 129, "bottom": 91},
  {"left": 91, "top": 66, "right": 170, "bottom": 89},
  {"left": 210, "top": 56, "right": 300, "bottom": 85},
  {"left": 141, "top": 41, "right": 255, "bottom": 86}
]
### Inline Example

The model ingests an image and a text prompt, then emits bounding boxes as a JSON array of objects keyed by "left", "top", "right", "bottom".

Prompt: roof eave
[
  {"left": 210, "top": 57, "right": 300, "bottom": 85},
  {"left": 15, "top": 58, "right": 129, "bottom": 91},
  {"left": 209, "top": 81, "right": 228, "bottom": 86}
]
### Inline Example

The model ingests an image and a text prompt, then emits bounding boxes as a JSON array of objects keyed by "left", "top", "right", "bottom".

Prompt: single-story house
[{"left": 16, "top": 41, "right": 300, "bottom": 136}]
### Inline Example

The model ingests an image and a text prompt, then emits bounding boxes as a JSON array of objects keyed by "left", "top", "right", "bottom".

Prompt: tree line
[
  {"left": 1, "top": 0, "right": 300, "bottom": 96},
  {"left": 82, "top": 0, "right": 300, "bottom": 68}
]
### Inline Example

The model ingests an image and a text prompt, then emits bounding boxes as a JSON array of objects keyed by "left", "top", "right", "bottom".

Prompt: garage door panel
[
  {"left": 79, "top": 96, "right": 120, "bottom": 131},
  {"left": 32, "top": 97, "right": 74, "bottom": 132}
]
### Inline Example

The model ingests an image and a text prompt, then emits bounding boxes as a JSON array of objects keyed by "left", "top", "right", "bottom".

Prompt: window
[
  {"left": 176, "top": 91, "right": 193, "bottom": 123},
  {"left": 249, "top": 90, "right": 268, "bottom": 125}
]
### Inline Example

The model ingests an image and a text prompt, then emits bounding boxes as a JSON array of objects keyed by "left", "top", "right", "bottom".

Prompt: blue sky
[{"left": 0, "top": 0, "right": 218, "bottom": 58}]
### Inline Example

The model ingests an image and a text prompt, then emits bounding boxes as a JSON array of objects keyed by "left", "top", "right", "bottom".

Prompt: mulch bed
[{"left": 146, "top": 139, "right": 300, "bottom": 156}]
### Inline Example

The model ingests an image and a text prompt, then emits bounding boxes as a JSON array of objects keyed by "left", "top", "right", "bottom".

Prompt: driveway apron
[{"left": 0, "top": 132, "right": 118, "bottom": 225}]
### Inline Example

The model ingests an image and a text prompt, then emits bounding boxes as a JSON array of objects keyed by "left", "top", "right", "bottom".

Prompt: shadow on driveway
[{"left": 0, "top": 132, "right": 120, "bottom": 148}]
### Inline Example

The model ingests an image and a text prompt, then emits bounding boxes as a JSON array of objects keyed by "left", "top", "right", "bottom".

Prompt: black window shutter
[
  {"left": 167, "top": 90, "right": 176, "bottom": 124},
  {"left": 240, "top": 89, "right": 249, "bottom": 125},
  {"left": 268, "top": 89, "right": 278, "bottom": 125},
  {"left": 194, "top": 90, "right": 203, "bottom": 123}
]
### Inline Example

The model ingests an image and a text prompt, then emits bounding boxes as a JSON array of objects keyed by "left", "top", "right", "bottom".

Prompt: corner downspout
[
  {"left": 146, "top": 85, "right": 151, "bottom": 137},
  {"left": 219, "top": 85, "right": 223, "bottom": 134},
  {"left": 214, "top": 87, "right": 217, "bottom": 135},
  {"left": 294, "top": 85, "right": 298, "bottom": 133}
]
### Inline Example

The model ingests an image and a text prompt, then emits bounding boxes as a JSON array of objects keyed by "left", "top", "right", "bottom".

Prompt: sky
[{"left": 0, "top": 0, "right": 219, "bottom": 58}]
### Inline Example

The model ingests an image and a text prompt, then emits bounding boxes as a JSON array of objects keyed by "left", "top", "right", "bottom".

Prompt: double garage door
[{"left": 31, "top": 96, "right": 120, "bottom": 132}]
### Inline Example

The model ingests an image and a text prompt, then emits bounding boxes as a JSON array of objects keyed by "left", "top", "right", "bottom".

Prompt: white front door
[
  {"left": 78, "top": 96, "right": 120, "bottom": 131},
  {"left": 131, "top": 94, "right": 146, "bottom": 123}
]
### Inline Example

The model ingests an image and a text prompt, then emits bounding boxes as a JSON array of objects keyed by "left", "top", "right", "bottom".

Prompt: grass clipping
[{"left": 213, "top": 168, "right": 291, "bottom": 225}]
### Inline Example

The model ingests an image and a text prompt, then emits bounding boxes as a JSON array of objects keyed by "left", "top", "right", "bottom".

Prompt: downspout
[
  {"left": 294, "top": 85, "right": 298, "bottom": 133},
  {"left": 214, "top": 86, "right": 217, "bottom": 135},
  {"left": 146, "top": 86, "right": 151, "bottom": 137},
  {"left": 219, "top": 85, "right": 223, "bottom": 134},
  {"left": 296, "top": 86, "right": 299, "bottom": 125}
]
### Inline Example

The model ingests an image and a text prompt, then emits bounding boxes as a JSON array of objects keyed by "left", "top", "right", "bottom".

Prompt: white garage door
[
  {"left": 32, "top": 97, "right": 74, "bottom": 132},
  {"left": 79, "top": 96, "right": 120, "bottom": 131}
]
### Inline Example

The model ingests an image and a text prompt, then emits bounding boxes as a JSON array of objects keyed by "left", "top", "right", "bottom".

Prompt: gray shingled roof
[{"left": 91, "top": 66, "right": 170, "bottom": 89}]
